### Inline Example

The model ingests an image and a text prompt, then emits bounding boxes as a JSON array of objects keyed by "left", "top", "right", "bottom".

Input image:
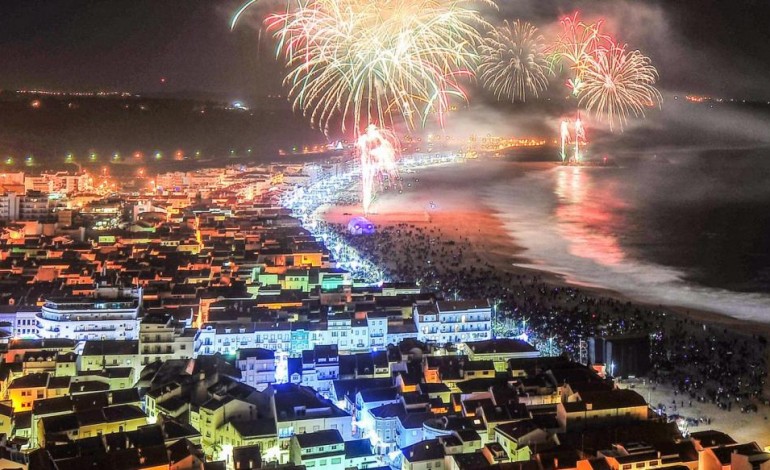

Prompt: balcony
[
  {"left": 38, "top": 312, "right": 136, "bottom": 322},
  {"left": 141, "top": 336, "right": 174, "bottom": 344},
  {"left": 74, "top": 325, "right": 118, "bottom": 333}
]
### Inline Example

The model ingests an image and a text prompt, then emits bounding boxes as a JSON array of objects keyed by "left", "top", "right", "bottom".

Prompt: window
[{"left": 331, "top": 458, "right": 341, "bottom": 465}]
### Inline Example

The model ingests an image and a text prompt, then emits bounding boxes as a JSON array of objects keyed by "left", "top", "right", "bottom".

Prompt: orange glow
[
  {"left": 554, "top": 167, "right": 626, "bottom": 266},
  {"left": 685, "top": 95, "right": 711, "bottom": 103}
]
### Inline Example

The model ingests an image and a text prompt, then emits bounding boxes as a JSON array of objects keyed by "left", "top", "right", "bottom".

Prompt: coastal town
[{"left": 0, "top": 156, "right": 765, "bottom": 470}]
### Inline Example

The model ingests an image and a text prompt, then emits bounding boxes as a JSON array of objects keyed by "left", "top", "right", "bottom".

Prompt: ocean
[{"left": 483, "top": 146, "right": 770, "bottom": 323}]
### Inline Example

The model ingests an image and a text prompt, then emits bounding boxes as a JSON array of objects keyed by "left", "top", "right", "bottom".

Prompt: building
[
  {"left": 78, "top": 340, "right": 140, "bottom": 384},
  {"left": 300, "top": 345, "right": 340, "bottom": 395},
  {"left": 274, "top": 384, "right": 353, "bottom": 464},
  {"left": 401, "top": 438, "right": 448, "bottom": 470},
  {"left": 414, "top": 300, "right": 492, "bottom": 345},
  {"left": 290, "top": 429, "right": 378, "bottom": 470},
  {"left": 290, "top": 429, "right": 346, "bottom": 469},
  {"left": 237, "top": 348, "right": 277, "bottom": 391},
  {"left": 0, "top": 193, "right": 20, "bottom": 221},
  {"left": 37, "top": 404, "right": 147, "bottom": 444},
  {"left": 494, "top": 420, "right": 554, "bottom": 462},
  {"left": 139, "top": 315, "right": 195, "bottom": 366},
  {"left": 37, "top": 291, "right": 142, "bottom": 341},
  {"left": 588, "top": 335, "right": 651, "bottom": 379},
  {"left": 556, "top": 390, "right": 649, "bottom": 430},
  {"left": 19, "top": 191, "right": 52, "bottom": 221},
  {"left": 461, "top": 339, "right": 540, "bottom": 372}
]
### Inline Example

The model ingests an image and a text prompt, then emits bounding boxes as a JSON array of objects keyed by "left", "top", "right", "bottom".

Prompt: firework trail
[
  {"left": 479, "top": 20, "right": 550, "bottom": 102},
  {"left": 574, "top": 117, "right": 585, "bottom": 162},
  {"left": 579, "top": 44, "right": 662, "bottom": 131},
  {"left": 560, "top": 120, "right": 571, "bottom": 161},
  {"left": 357, "top": 125, "right": 400, "bottom": 214}
]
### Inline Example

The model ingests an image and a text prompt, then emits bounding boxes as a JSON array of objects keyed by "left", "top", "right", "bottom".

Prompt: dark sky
[
  {"left": 0, "top": 0, "right": 769, "bottom": 101},
  {"left": 0, "top": 0, "right": 280, "bottom": 100}
]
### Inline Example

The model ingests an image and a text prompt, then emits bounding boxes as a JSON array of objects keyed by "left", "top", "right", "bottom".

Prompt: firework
[
  {"left": 238, "top": 0, "right": 493, "bottom": 133},
  {"left": 233, "top": 0, "right": 491, "bottom": 213},
  {"left": 478, "top": 20, "right": 550, "bottom": 102},
  {"left": 579, "top": 44, "right": 662, "bottom": 130},
  {"left": 574, "top": 117, "right": 585, "bottom": 162},
  {"left": 550, "top": 13, "right": 610, "bottom": 81},
  {"left": 357, "top": 125, "right": 400, "bottom": 214},
  {"left": 560, "top": 120, "right": 570, "bottom": 161}
]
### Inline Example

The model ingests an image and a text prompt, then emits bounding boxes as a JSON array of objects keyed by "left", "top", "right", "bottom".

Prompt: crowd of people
[
  {"left": 282, "top": 161, "right": 768, "bottom": 415},
  {"left": 329, "top": 221, "right": 769, "bottom": 410}
]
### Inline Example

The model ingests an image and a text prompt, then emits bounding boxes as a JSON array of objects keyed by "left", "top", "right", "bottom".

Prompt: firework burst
[
  {"left": 479, "top": 20, "right": 550, "bottom": 102},
  {"left": 579, "top": 44, "right": 662, "bottom": 130},
  {"left": 236, "top": 0, "right": 493, "bottom": 134},
  {"left": 550, "top": 13, "right": 610, "bottom": 87}
]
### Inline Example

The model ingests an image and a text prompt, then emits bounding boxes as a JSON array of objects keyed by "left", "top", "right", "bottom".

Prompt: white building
[
  {"left": 14, "top": 308, "right": 40, "bottom": 338},
  {"left": 414, "top": 300, "right": 492, "bottom": 345},
  {"left": 24, "top": 176, "right": 53, "bottom": 193},
  {"left": 37, "top": 291, "right": 142, "bottom": 341},
  {"left": 194, "top": 322, "right": 297, "bottom": 357},
  {"left": 47, "top": 172, "right": 92, "bottom": 194},
  {"left": 0, "top": 193, "right": 20, "bottom": 221},
  {"left": 139, "top": 316, "right": 195, "bottom": 366},
  {"left": 366, "top": 311, "right": 388, "bottom": 350},
  {"left": 237, "top": 348, "right": 277, "bottom": 391},
  {"left": 274, "top": 384, "right": 353, "bottom": 464}
]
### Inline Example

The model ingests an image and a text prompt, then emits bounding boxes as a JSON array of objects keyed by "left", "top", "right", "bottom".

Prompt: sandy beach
[
  {"left": 617, "top": 379, "right": 770, "bottom": 447},
  {"left": 325, "top": 161, "right": 562, "bottom": 280},
  {"left": 321, "top": 158, "right": 770, "bottom": 445},
  {"left": 324, "top": 159, "right": 770, "bottom": 338}
]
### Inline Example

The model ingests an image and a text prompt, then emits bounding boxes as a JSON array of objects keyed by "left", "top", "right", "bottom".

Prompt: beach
[
  {"left": 321, "top": 158, "right": 770, "bottom": 445},
  {"left": 324, "top": 159, "right": 770, "bottom": 337},
  {"left": 617, "top": 379, "right": 770, "bottom": 447}
]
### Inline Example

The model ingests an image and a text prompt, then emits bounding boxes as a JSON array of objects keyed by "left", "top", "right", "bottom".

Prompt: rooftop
[{"left": 294, "top": 429, "right": 344, "bottom": 448}]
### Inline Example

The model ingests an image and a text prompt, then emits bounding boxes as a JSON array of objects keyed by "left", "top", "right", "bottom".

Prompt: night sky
[{"left": 0, "top": 0, "right": 769, "bottom": 102}]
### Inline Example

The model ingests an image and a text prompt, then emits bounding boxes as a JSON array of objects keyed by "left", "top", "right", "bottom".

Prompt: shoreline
[
  {"left": 324, "top": 159, "right": 770, "bottom": 339},
  {"left": 317, "top": 157, "right": 770, "bottom": 444}
]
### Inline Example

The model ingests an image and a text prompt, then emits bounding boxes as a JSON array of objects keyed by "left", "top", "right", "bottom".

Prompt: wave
[{"left": 483, "top": 166, "right": 770, "bottom": 324}]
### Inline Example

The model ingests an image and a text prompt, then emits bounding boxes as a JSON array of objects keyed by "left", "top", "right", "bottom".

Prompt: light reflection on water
[
  {"left": 554, "top": 166, "right": 627, "bottom": 267},
  {"left": 484, "top": 162, "right": 770, "bottom": 323}
]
